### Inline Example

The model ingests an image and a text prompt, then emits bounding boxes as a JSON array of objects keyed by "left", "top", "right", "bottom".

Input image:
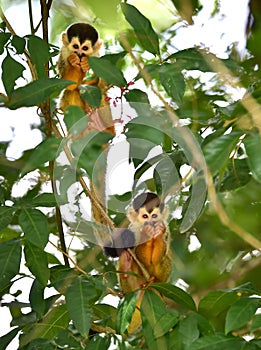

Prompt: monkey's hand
[
  {"left": 80, "top": 56, "right": 90, "bottom": 73},
  {"left": 67, "top": 53, "right": 81, "bottom": 68},
  {"left": 141, "top": 223, "right": 154, "bottom": 240},
  {"left": 154, "top": 221, "right": 166, "bottom": 239}
]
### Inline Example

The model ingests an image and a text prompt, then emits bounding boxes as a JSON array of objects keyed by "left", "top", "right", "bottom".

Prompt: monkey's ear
[
  {"left": 93, "top": 39, "right": 103, "bottom": 55},
  {"left": 62, "top": 32, "right": 69, "bottom": 46},
  {"left": 127, "top": 207, "right": 138, "bottom": 223}
]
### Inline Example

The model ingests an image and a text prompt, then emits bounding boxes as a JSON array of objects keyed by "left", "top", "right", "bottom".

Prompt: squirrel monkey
[
  {"left": 104, "top": 193, "right": 172, "bottom": 333},
  {"left": 57, "top": 23, "right": 114, "bottom": 134}
]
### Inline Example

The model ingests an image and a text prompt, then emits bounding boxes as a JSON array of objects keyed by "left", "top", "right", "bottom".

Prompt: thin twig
[{"left": 49, "top": 240, "right": 87, "bottom": 275}]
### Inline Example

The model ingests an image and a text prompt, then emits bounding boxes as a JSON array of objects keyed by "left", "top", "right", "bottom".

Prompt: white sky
[{"left": 0, "top": 0, "right": 251, "bottom": 348}]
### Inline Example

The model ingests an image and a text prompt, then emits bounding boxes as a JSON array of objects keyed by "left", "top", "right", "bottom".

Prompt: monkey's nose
[{"left": 78, "top": 53, "right": 86, "bottom": 59}]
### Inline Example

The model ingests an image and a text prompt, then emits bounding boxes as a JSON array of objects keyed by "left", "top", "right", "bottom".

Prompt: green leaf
[
  {"left": 24, "top": 240, "right": 50, "bottom": 286},
  {"left": 225, "top": 297, "right": 260, "bottom": 334},
  {"left": 29, "top": 280, "right": 45, "bottom": 318},
  {"left": 117, "top": 291, "right": 139, "bottom": 334},
  {"left": 2, "top": 53, "right": 25, "bottom": 95},
  {"left": 87, "top": 335, "right": 111, "bottom": 350},
  {"left": 198, "top": 291, "right": 239, "bottom": 318},
  {"left": 219, "top": 159, "right": 251, "bottom": 191},
  {"left": 0, "top": 239, "right": 21, "bottom": 295},
  {"left": 5, "top": 78, "right": 72, "bottom": 110},
  {"left": 63, "top": 106, "right": 86, "bottom": 137},
  {"left": 0, "top": 327, "right": 20, "bottom": 350},
  {"left": 0, "top": 206, "right": 16, "bottom": 231},
  {"left": 203, "top": 132, "right": 242, "bottom": 175},
  {"left": 153, "top": 310, "right": 179, "bottom": 338},
  {"left": 180, "top": 172, "right": 207, "bottom": 233},
  {"left": 154, "top": 154, "right": 181, "bottom": 196},
  {"left": 19, "top": 208, "right": 49, "bottom": 249},
  {"left": 125, "top": 88, "right": 150, "bottom": 104},
  {"left": 92, "top": 304, "right": 117, "bottom": 330},
  {"left": 190, "top": 334, "right": 252, "bottom": 350},
  {"left": 159, "top": 63, "right": 185, "bottom": 105},
  {"left": 245, "top": 132, "right": 261, "bottom": 183},
  {"left": 141, "top": 289, "right": 169, "bottom": 350},
  {"left": 121, "top": 3, "right": 160, "bottom": 56},
  {"left": 26, "top": 35, "right": 50, "bottom": 78},
  {"left": 30, "top": 193, "right": 59, "bottom": 207},
  {"left": 20, "top": 304, "right": 70, "bottom": 347},
  {"left": 50, "top": 265, "right": 79, "bottom": 295},
  {"left": 80, "top": 84, "right": 102, "bottom": 108},
  {"left": 21, "top": 338, "right": 55, "bottom": 350},
  {"left": 251, "top": 314, "right": 261, "bottom": 332},
  {"left": 151, "top": 283, "right": 197, "bottom": 311},
  {"left": 89, "top": 56, "right": 126, "bottom": 86},
  {"left": 179, "top": 313, "right": 200, "bottom": 346},
  {"left": 65, "top": 276, "right": 98, "bottom": 336},
  {"left": 0, "top": 32, "right": 11, "bottom": 54},
  {"left": 21, "top": 137, "right": 61, "bottom": 176},
  {"left": 170, "top": 48, "right": 240, "bottom": 74},
  {"left": 102, "top": 51, "right": 127, "bottom": 65},
  {"left": 11, "top": 35, "right": 26, "bottom": 54}
]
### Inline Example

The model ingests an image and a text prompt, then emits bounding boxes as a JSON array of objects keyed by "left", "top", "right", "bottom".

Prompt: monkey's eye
[
  {"left": 82, "top": 46, "right": 89, "bottom": 51},
  {"left": 152, "top": 213, "right": 158, "bottom": 219},
  {"left": 73, "top": 44, "right": 79, "bottom": 49},
  {"left": 142, "top": 214, "right": 148, "bottom": 219}
]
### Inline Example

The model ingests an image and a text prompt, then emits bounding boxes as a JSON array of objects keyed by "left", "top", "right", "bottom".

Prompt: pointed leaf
[
  {"left": 0, "top": 239, "right": 22, "bottom": 294},
  {"left": 117, "top": 291, "right": 139, "bottom": 333},
  {"left": 27, "top": 35, "right": 51, "bottom": 78},
  {"left": 179, "top": 314, "right": 200, "bottom": 346},
  {"left": 159, "top": 63, "right": 185, "bottom": 105},
  {"left": 80, "top": 84, "right": 102, "bottom": 108},
  {"left": 225, "top": 297, "right": 260, "bottom": 334},
  {"left": 154, "top": 154, "right": 180, "bottom": 196},
  {"left": 2, "top": 53, "right": 25, "bottom": 95},
  {"left": 89, "top": 56, "right": 126, "bottom": 86},
  {"left": 11, "top": 35, "right": 26, "bottom": 54},
  {"left": 20, "top": 304, "right": 70, "bottom": 347},
  {"left": 65, "top": 276, "right": 98, "bottom": 336},
  {"left": 190, "top": 334, "right": 251, "bottom": 350},
  {"left": 29, "top": 280, "right": 45, "bottom": 318},
  {"left": 203, "top": 132, "right": 242, "bottom": 175},
  {"left": 198, "top": 291, "right": 239, "bottom": 318},
  {"left": 152, "top": 283, "right": 196, "bottom": 311},
  {"left": 0, "top": 32, "right": 11, "bottom": 54},
  {"left": 153, "top": 310, "right": 179, "bottom": 338},
  {"left": 245, "top": 132, "right": 261, "bottom": 183},
  {"left": 21, "top": 137, "right": 61, "bottom": 176},
  {"left": 121, "top": 3, "right": 160, "bottom": 55},
  {"left": 30, "top": 193, "right": 59, "bottom": 207},
  {"left": 5, "top": 78, "right": 72, "bottom": 110},
  {"left": 141, "top": 289, "right": 169, "bottom": 350},
  {"left": 125, "top": 88, "right": 150, "bottom": 104},
  {"left": 0, "top": 327, "right": 20, "bottom": 350},
  {"left": 0, "top": 206, "right": 16, "bottom": 231},
  {"left": 24, "top": 240, "right": 50, "bottom": 286},
  {"left": 19, "top": 208, "right": 49, "bottom": 249}
]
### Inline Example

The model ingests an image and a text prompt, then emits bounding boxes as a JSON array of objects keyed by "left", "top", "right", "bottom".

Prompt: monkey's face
[
  {"left": 137, "top": 207, "right": 162, "bottom": 226},
  {"left": 68, "top": 37, "right": 94, "bottom": 58}
]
